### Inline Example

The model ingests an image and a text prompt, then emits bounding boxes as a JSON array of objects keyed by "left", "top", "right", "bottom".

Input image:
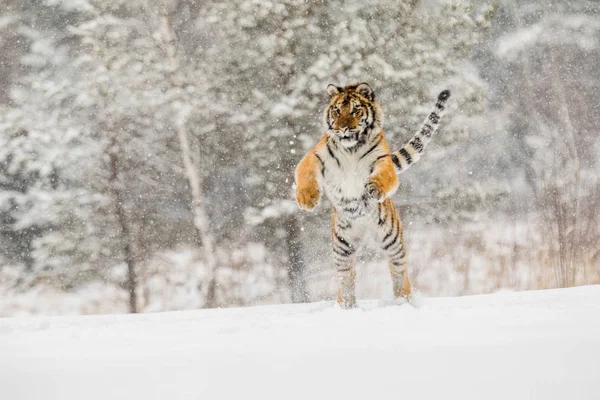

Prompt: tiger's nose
[{"left": 340, "top": 126, "right": 348, "bottom": 133}]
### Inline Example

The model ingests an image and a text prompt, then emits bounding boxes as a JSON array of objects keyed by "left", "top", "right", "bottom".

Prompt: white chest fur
[{"left": 316, "top": 131, "right": 385, "bottom": 212}]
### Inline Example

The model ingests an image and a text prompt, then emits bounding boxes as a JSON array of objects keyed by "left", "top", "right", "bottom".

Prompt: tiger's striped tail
[{"left": 391, "top": 90, "right": 451, "bottom": 174}]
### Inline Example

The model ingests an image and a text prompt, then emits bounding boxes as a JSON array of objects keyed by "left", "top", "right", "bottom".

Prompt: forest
[{"left": 0, "top": 0, "right": 599, "bottom": 315}]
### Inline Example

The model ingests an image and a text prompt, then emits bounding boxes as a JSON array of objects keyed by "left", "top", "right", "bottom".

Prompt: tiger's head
[{"left": 324, "top": 82, "right": 383, "bottom": 147}]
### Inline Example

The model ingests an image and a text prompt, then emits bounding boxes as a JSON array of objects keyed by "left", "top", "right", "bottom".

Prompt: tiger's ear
[
  {"left": 355, "top": 82, "right": 374, "bottom": 101},
  {"left": 327, "top": 84, "right": 341, "bottom": 97}
]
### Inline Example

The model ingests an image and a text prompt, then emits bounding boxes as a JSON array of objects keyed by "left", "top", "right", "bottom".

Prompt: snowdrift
[{"left": 1, "top": 285, "right": 599, "bottom": 400}]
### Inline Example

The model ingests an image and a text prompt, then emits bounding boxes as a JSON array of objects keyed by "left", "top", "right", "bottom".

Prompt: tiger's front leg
[
  {"left": 295, "top": 140, "right": 326, "bottom": 211},
  {"left": 295, "top": 159, "right": 321, "bottom": 210},
  {"left": 332, "top": 210, "right": 359, "bottom": 308},
  {"left": 366, "top": 155, "right": 399, "bottom": 202}
]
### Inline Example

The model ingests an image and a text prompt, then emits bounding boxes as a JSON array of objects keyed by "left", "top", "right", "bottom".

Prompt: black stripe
[
  {"left": 383, "top": 216, "right": 402, "bottom": 251},
  {"left": 399, "top": 148, "right": 412, "bottom": 165},
  {"left": 333, "top": 243, "right": 354, "bottom": 257},
  {"left": 375, "top": 154, "right": 389, "bottom": 162},
  {"left": 383, "top": 234, "right": 399, "bottom": 251},
  {"left": 359, "top": 136, "right": 382, "bottom": 160},
  {"left": 411, "top": 136, "right": 424, "bottom": 153},
  {"left": 367, "top": 104, "right": 376, "bottom": 127},
  {"left": 389, "top": 247, "right": 405, "bottom": 259},
  {"left": 422, "top": 123, "right": 434, "bottom": 138},
  {"left": 383, "top": 206, "right": 396, "bottom": 243},
  {"left": 383, "top": 227, "right": 395, "bottom": 244},
  {"left": 390, "top": 259, "right": 404, "bottom": 267},
  {"left": 391, "top": 153, "right": 402, "bottom": 169},
  {"left": 335, "top": 233, "right": 353, "bottom": 250},
  {"left": 327, "top": 109, "right": 334, "bottom": 129},
  {"left": 339, "top": 196, "right": 359, "bottom": 205},
  {"left": 333, "top": 246, "right": 353, "bottom": 257},
  {"left": 315, "top": 154, "right": 326, "bottom": 176},
  {"left": 314, "top": 153, "right": 326, "bottom": 176},
  {"left": 390, "top": 257, "right": 403, "bottom": 265},
  {"left": 429, "top": 112, "right": 440, "bottom": 124},
  {"left": 326, "top": 142, "right": 340, "bottom": 167},
  {"left": 438, "top": 89, "right": 451, "bottom": 101}
]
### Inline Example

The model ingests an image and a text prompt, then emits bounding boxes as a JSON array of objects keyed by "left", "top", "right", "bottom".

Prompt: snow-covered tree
[
  {"left": 0, "top": 2, "right": 98, "bottom": 285},
  {"left": 1, "top": 1, "right": 197, "bottom": 311},
  {"left": 487, "top": 0, "right": 600, "bottom": 286}
]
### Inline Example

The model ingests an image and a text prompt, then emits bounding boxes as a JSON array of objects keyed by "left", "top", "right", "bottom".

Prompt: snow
[
  {"left": 1, "top": 285, "right": 599, "bottom": 400},
  {"left": 496, "top": 14, "right": 600, "bottom": 60}
]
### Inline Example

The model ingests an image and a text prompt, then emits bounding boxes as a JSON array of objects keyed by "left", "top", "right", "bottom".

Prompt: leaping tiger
[{"left": 294, "top": 82, "right": 451, "bottom": 308}]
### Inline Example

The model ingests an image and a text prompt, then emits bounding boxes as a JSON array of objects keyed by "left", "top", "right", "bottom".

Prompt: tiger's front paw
[
  {"left": 296, "top": 185, "right": 320, "bottom": 211},
  {"left": 366, "top": 179, "right": 387, "bottom": 203}
]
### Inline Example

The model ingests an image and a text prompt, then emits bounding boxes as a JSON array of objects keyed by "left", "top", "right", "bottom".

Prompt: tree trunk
[
  {"left": 176, "top": 124, "right": 220, "bottom": 307},
  {"left": 108, "top": 135, "right": 137, "bottom": 313},
  {"left": 136, "top": 224, "right": 150, "bottom": 309},
  {"left": 550, "top": 48, "right": 582, "bottom": 287},
  {"left": 160, "top": 5, "right": 220, "bottom": 308},
  {"left": 285, "top": 215, "right": 309, "bottom": 303}
]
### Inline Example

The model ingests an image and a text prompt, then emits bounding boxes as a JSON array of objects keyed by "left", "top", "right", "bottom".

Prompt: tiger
[{"left": 294, "top": 82, "right": 450, "bottom": 308}]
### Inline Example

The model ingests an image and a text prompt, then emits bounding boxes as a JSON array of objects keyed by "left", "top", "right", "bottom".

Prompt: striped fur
[
  {"left": 295, "top": 83, "right": 450, "bottom": 308},
  {"left": 391, "top": 90, "right": 451, "bottom": 173}
]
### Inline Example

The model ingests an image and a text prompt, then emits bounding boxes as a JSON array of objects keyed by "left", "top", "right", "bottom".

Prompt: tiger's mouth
[
  {"left": 337, "top": 129, "right": 359, "bottom": 139},
  {"left": 336, "top": 130, "right": 365, "bottom": 148}
]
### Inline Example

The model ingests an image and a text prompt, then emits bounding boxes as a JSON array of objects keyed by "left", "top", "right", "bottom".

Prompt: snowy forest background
[{"left": 0, "top": 0, "right": 598, "bottom": 316}]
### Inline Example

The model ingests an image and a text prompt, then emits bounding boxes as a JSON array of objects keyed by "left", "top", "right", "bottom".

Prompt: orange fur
[
  {"left": 367, "top": 133, "right": 399, "bottom": 200},
  {"left": 295, "top": 134, "right": 327, "bottom": 210}
]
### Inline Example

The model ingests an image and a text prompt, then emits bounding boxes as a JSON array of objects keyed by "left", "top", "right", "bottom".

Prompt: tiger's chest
[{"left": 316, "top": 141, "right": 381, "bottom": 214}]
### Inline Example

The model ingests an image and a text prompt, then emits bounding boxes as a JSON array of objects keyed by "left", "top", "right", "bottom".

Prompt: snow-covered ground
[{"left": 1, "top": 286, "right": 599, "bottom": 400}]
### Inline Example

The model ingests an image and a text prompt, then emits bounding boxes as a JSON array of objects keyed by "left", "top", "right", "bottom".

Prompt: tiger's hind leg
[
  {"left": 379, "top": 199, "right": 411, "bottom": 299},
  {"left": 332, "top": 209, "right": 359, "bottom": 308},
  {"left": 336, "top": 258, "right": 357, "bottom": 308}
]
